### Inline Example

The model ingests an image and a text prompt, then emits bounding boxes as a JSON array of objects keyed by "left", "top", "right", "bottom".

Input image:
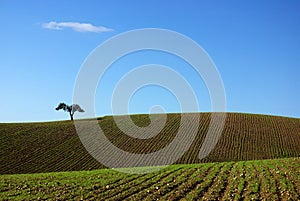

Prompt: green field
[
  {"left": 1, "top": 157, "right": 299, "bottom": 200},
  {"left": 1, "top": 113, "right": 299, "bottom": 174},
  {"left": 1, "top": 112, "right": 300, "bottom": 200}
]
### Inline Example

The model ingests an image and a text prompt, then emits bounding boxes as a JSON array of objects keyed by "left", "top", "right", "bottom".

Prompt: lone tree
[{"left": 55, "top": 103, "right": 84, "bottom": 120}]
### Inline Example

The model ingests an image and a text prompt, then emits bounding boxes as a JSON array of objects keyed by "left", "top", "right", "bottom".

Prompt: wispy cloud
[{"left": 42, "top": 21, "right": 113, "bottom": 33}]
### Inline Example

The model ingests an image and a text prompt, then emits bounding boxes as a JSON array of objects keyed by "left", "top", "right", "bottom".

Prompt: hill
[
  {"left": 1, "top": 157, "right": 299, "bottom": 200},
  {"left": 1, "top": 113, "right": 300, "bottom": 174}
]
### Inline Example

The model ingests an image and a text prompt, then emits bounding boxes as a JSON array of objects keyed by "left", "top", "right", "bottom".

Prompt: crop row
[
  {"left": 1, "top": 113, "right": 300, "bottom": 174},
  {"left": 1, "top": 157, "right": 299, "bottom": 200}
]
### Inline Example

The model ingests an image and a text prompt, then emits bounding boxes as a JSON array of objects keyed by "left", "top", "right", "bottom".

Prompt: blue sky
[{"left": 0, "top": 0, "right": 299, "bottom": 122}]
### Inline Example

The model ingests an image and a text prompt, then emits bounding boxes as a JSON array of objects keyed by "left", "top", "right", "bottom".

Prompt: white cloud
[{"left": 42, "top": 21, "right": 113, "bottom": 33}]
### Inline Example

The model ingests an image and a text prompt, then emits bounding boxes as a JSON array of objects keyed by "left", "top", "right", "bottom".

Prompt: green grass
[
  {"left": 1, "top": 113, "right": 300, "bottom": 175},
  {"left": 1, "top": 157, "right": 299, "bottom": 200}
]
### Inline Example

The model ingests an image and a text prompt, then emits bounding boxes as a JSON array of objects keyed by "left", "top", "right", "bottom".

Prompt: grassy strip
[{"left": 1, "top": 158, "right": 299, "bottom": 200}]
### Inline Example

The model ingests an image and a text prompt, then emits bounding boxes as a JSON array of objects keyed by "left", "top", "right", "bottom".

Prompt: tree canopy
[{"left": 56, "top": 103, "right": 84, "bottom": 120}]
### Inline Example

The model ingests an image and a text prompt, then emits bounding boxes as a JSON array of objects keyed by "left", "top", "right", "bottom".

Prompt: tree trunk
[{"left": 69, "top": 112, "right": 74, "bottom": 121}]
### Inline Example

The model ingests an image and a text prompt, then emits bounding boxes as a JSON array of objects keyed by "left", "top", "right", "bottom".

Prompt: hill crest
[{"left": 0, "top": 112, "right": 299, "bottom": 174}]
